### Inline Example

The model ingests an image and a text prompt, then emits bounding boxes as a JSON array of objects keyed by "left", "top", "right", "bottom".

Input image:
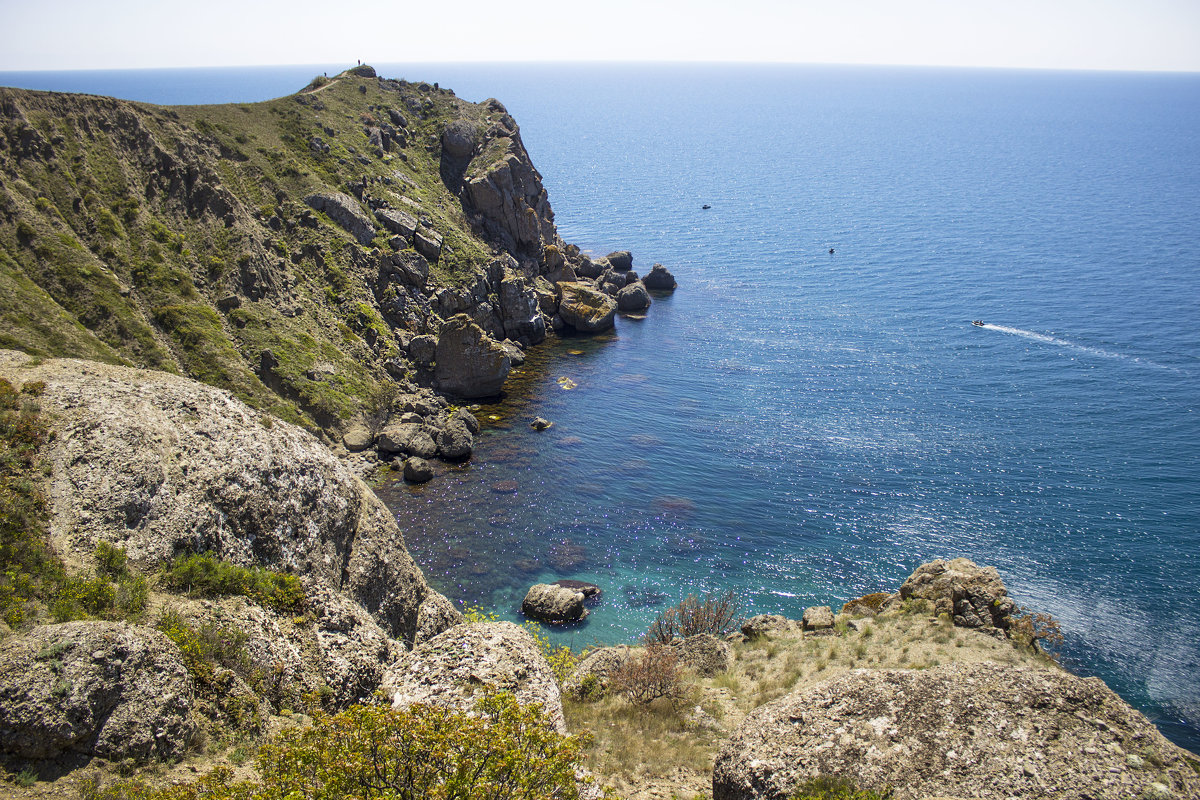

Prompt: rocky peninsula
[{"left": 0, "top": 68, "right": 1197, "bottom": 800}]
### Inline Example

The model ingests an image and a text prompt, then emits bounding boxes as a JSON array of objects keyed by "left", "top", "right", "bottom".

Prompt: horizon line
[{"left": 2, "top": 59, "right": 1199, "bottom": 77}]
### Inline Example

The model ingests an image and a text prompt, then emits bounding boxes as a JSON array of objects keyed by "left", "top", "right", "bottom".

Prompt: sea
[{"left": 3, "top": 62, "right": 1198, "bottom": 751}]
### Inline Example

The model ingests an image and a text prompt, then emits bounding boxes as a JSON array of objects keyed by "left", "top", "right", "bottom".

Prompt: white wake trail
[{"left": 978, "top": 323, "right": 1175, "bottom": 371}]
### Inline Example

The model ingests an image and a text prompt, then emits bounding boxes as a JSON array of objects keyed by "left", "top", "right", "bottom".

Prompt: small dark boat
[
  {"left": 701, "top": 204, "right": 711, "bottom": 209},
  {"left": 972, "top": 320, "right": 985, "bottom": 327}
]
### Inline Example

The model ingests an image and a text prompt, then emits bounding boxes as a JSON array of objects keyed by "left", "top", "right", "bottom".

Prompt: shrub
[
  {"left": 1009, "top": 606, "right": 1064, "bottom": 660},
  {"left": 157, "top": 609, "right": 254, "bottom": 689},
  {"left": 790, "top": 776, "right": 894, "bottom": 800},
  {"left": 609, "top": 645, "right": 685, "bottom": 705},
  {"left": 94, "top": 541, "right": 128, "bottom": 578},
  {"left": 645, "top": 589, "right": 740, "bottom": 645},
  {"left": 84, "top": 692, "right": 602, "bottom": 800},
  {"left": 161, "top": 553, "right": 305, "bottom": 612}
]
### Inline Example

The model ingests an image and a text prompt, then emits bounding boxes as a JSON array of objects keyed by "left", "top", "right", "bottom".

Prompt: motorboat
[{"left": 972, "top": 320, "right": 985, "bottom": 327}]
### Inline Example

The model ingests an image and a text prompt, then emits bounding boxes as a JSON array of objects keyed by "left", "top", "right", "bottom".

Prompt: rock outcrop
[
  {"left": 741, "top": 614, "right": 799, "bottom": 640},
  {"left": 433, "top": 314, "right": 511, "bottom": 398},
  {"left": 0, "top": 352, "right": 460, "bottom": 649},
  {"left": 381, "top": 621, "right": 566, "bottom": 733},
  {"left": 0, "top": 621, "right": 195, "bottom": 762},
  {"left": 522, "top": 583, "right": 588, "bottom": 624},
  {"left": 563, "top": 646, "right": 634, "bottom": 700},
  {"left": 898, "top": 557, "right": 1016, "bottom": 636},
  {"left": 713, "top": 661, "right": 1200, "bottom": 800},
  {"left": 673, "top": 633, "right": 730, "bottom": 677},
  {"left": 304, "top": 192, "right": 376, "bottom": 245}
]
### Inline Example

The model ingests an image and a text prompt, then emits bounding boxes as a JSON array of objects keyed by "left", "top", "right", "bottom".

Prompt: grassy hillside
[{"left": 0, "top": 67, "right": 555, "bottom": 434}]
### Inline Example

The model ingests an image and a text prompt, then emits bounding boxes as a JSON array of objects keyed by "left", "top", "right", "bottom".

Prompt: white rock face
[{"left": 0, "top": 350, "right": 460, "bottom": 648}]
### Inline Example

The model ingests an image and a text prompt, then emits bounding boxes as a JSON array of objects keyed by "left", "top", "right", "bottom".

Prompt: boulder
[
  {"left": 616, "top": 281, "right": 652, "bottom": 311},
  {"left": 375, "top": 208, "right": 418, "bottom": 239},
  {"left": 899, "top": 558, "right": 1016, "bottom": 635},
  {"left": 642, "top": 263, "right": 677, "bottom": 291},
  {"left": 414, "top": 228, "right": 443, "bottom": 262},
  {"left": 376, "top": 422, "right": 424, "bottom": 455},
  {"left": 712, "top": 662, "right": 1200, "bottom": 800},
  {"left": 441, "top": 120, "right": 478, "bottom": 159},
  {"left": 557, "top": 282, "right": 617, "bottom": 333},
  {"left": 550, "top": 579, "right": 601, "bottom": 600},
  {"left": 0, "top": 621, "right": 194, "bottom": 762},
  {"left": 522, "top": 583, "right": 587, "bottom": 624},
  {"left": 434, "top": 314, "right": 511, "bottom": 398},
  {"left": 451, "top": 407, "right": 481, "bottom": 435},
  {"left": 342, "top": 426, "right": 375, "bottom": 452},
  {"left": 673, "top": 633, "right": 731, "bottom": 677},
  {"left": 381, "top": 621, "right": 566, "bottom": 733},
  {"left": 606, "top": 250, "right": 634, "bottom": 271},
  {"left": 436, "top": 414, "right": 474, "bottom": 461},
  {"left": 574, "top": 256, "right": 604, "bottom": 280},
  {"left": 402, "top": 457, "right": 434, "bottom": 483},
  {"left": 348, "top": 64, "right": 377, "bottom": 78},
  {"left": 407, "top": 334, "right": 437, "bottom": 366},
  {"left": 801, "top": 605, "right": 835, "bottom": 631},
  {"left": 741, "top": 614, "right": 799, "bottom": 640},
  {"left": 304, "top": 192, "right": 376, "bottom": 245},
  {"left": 0, "top": 351, "right": 460, "bottom": 648},
  {"left": 563, "top": 646, "right": 634, "bottom": 700},
  {"left": 530, "top": 417, "right": 553, "bottom": 431}
]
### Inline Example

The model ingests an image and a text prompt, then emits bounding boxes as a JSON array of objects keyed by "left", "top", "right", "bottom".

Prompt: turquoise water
[{"left": 4, "top": 64, "right": 1198, "bottom": 750}]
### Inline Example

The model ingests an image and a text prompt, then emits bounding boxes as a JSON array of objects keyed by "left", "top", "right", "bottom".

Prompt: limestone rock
[
  {"left": 522, "top": 583, "right": 587, "bottom": 624},
  {"left": 550, "top": 579, "right": 602, "bottom": 600},
  {"left": 741, "top": 614, "right": 798, "bottom": 640},
  {"left": 643, "top": 263, "right": 677, "bottom": 291},
  {"left": 673, "top": 633, "right": 731, "bottom": 677},
  {"left": 0, "top": 621, "right": 194, "bottom": 762},
  {"left": 557, "top": 282, "right": 617, "bottom": 333},
  {"left": 381, "top": 621, "right": 566, "bottom": 732},
  {"left": 0, "top": 352, "right": 460, "bottom": 648},
  {"left": 304, "top": 192, "right": 376, "bottom": 245},
  {"left": 433, "top": 314, "right": 511, "bottom": 398},
  {"left": 899, "top": 558, "right": 1016, "bottom": 635},
  {"left": 712, "top": 661, "right": 1200, "bottom": 800},
  {"left": 801, "top": 605, "right": 835, "bottom": 631},
  {"left": 616, "top": 281, "right": 652, "bottom": 311},
  {"left": 402, "top": 456, "right": 434, "bottom": 483}
]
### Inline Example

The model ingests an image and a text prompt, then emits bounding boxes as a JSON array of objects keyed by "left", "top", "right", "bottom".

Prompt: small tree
[
  {"left": 646, "top": 589, "right": 740, "bottom": 645},
  {"left": 609, "top": 645, "right": 685, "bottom": 705}
]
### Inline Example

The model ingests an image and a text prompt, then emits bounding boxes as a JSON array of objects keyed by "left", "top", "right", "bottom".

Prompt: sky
[{"left": 2, "top": 0, "right": 1199, "bottom": 73}]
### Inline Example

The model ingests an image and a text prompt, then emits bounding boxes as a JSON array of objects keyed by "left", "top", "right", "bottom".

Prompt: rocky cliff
[{"left": 0, "top": 67, "right": 670, "bottom": 458}]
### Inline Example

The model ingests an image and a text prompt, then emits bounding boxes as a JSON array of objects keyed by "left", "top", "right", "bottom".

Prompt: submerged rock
[{"left": 713, "top": 661, "right": 1200, "bottom": 800}]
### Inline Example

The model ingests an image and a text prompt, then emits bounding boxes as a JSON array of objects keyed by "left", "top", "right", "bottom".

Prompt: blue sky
[{"left": 2, "top": 0, "right": 1198, "bottom": 72}]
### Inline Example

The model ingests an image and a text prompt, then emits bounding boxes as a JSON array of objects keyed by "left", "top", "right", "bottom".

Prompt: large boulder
[
  {"left": 433, "top": 314, "right": 511, "bottom": 398},
  {"left": 381, "top": 621, "right": 566, "bottom": 733},
  {"left": 557, "top": 282, "right": 617, "bottom": 333},
  {"left": 673, "top": 633, "right": 730, "bottom": 677},
  {"left": 713, "top": 661, "right": 1200, "bottom": 800},
  {"left": 0, "top": 351, "right": 460, "bottom": 648},
  {"left": 304, "top": 192, "right": 376, "bottom": 245},
  {"left": 642, "top": 263, "right": 677, "bottom": 291},
  {"left": 899, "top": 557, "right": 1016, "bottom": 635},
  {"left": 606, "top": 250, "right": 634, "bottom": 271},
  {"left": 741, "top": 614, "right": 799, "bottom": 640},
  {"left": 0, "top": 621, "right": 195, "bottom": 762},
  {"left": 522, "top": 583, "right": 587, "bottom": 624},
  {"left": 375, "top": 207, "right": 418, "bottom": 239}
]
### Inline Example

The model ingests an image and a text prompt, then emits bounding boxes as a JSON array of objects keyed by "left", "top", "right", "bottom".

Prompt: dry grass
[{"left": 564, "top": 608, "right": 1058, "bottom": 800}]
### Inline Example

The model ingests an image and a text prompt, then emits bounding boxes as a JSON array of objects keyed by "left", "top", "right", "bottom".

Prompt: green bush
[
  {"left": 82, "top": 692, "right": 603, "bottom": 800},
  {"left": 94, "top": 541, "right": 128, "bottom": 578},
  {"left": 161, "top": 553, "right": 305, "bottom": 612},
  {"left": 157, "top": 609, "right": 253, "bottom": 688}
]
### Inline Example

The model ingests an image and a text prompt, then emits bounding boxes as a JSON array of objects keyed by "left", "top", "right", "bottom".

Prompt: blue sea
[{"left": 4, "top": 62, "right": 1198, "bottom": 751}]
